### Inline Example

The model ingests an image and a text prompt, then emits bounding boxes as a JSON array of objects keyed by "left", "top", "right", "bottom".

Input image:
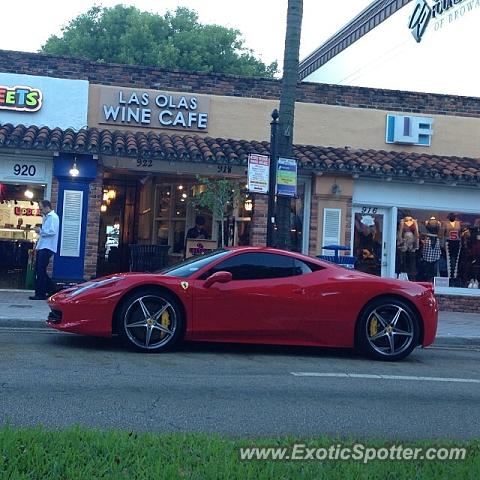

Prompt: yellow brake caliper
[
  {"left": 160, "top": 310, "right": 170, "bottom": 338},
  {"left": 369, "top": 315, "right": 378, "bottom": 338}
]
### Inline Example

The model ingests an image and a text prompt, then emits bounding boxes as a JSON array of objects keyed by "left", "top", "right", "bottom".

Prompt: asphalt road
[{"left": 1, "top": 328, "right": 479, "bottom": 440}]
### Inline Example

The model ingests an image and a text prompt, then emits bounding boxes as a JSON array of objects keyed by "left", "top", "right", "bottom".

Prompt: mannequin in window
[
  {"left": 442, "top": 212, "right": 462, "bottom": 282},
  {"left": 464, "top": 218, "right": 480, "bottom": 288},
  {"left": 421, "top": 216, "right": 442, "bottom": 281},
  {"left": 397, "top": 212, "right": 419, "bottom": 280}
]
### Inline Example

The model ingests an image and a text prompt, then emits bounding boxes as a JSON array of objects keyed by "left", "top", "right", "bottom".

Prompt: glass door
[{"left": 352, "top": 206, "right": 389, "bottom": 277}]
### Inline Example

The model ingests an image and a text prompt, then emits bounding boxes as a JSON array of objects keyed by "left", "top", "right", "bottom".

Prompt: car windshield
[{"left": 157, "top": 249, "right": 230, "bottom": 278}]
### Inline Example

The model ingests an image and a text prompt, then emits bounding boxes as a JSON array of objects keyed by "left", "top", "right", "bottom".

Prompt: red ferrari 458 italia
[{"left": 47, "top": 247, "right": 438, "bottom": 360}]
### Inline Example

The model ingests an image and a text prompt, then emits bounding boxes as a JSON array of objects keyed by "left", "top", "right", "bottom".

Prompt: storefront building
[
  {"left": 1, "top": 50, "right": 480, "bottom": 311},
  {"left": 0, "top": 71, "right": 91, "bottom": 287}
]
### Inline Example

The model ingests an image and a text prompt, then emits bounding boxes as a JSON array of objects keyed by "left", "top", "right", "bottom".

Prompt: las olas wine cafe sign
[{"left": 99, "top": 86, "right": 210, "bottom": 132}]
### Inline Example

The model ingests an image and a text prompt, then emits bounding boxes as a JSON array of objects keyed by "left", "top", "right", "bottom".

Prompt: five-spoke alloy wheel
[
  {"left": 357, "top": 297, "right": 420, "bottom": 361},
  {"left": 116, "top": 289, "right": 184, "bottom": 352}
]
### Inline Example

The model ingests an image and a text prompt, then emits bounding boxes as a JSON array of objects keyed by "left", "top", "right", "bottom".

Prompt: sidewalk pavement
[{"left": 0, "top": 290, "right": 478, "bottom": 347}]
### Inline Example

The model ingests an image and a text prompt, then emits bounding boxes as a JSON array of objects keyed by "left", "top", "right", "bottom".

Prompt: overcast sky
[{"left": 1, "top": 1, "right": 478, "bottom": 96}]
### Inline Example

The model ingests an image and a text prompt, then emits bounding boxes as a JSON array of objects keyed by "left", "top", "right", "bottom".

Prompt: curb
[
  {"left": 432, "top": 337, "right": 480, "bottom": 348},
  {"left": 0, "top": 319, "right": 48, "bottom": 329}
]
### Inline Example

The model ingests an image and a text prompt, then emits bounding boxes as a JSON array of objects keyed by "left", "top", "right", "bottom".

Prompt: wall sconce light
[
  {"left": 69, "top": 158, "right": 80, "bottom": 177},
  {"left": 24, "top": 189, "right": 34, "bottom": 199},
  {"left": 331, "top": 183, "right": 342, "bottom": 199},
  {"left": 107, "top": 189, "right": 116, "bottom": 200},
  {"left": 100, "top": 204, "right": 107, "bottom": 213},
  {"left": 244, "top": 199, "right": 253, "bottom": 212}
]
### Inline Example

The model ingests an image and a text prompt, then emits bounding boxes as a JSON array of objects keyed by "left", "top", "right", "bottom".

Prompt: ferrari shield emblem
[{"left": 181, "top": 281, "right": 189, "bottom": 290}]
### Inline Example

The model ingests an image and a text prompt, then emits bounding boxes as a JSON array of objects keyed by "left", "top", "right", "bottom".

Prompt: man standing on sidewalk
[{"left": 29, "top": 200, "right": 60, "bottom": 300}]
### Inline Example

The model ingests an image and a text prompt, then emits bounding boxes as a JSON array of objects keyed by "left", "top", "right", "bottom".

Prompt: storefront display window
[
  {"left": 0, "top": 184, "right": 45, "bottom": 288},
  {"left": 396, "top": 209, "right": 480, "bottom": 288},
  {"left": 353, "top": 211, "right": 383, "bottom": 276},
  {"left": 154, "top": 182, "right": 210, "bottom": 255}
]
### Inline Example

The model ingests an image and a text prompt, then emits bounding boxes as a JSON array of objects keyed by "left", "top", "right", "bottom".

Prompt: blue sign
[{"left": 276, "top": 157, "right": 297, "bottom": 197}]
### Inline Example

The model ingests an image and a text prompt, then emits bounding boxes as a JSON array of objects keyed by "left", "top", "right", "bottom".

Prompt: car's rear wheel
[
  {"left": 116, "top": 289, "right": 184, "bottom": 352},
  {"left": 357, "top": 297, "right": 420, "bottom": 361}
]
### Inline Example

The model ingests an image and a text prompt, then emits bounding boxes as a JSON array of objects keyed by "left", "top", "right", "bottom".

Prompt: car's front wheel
[
  {"left": 356, "top": 297, "right": 420, "bottom": 361},
  {"left": 116, "top": 289, "right": 184, "bottom": 352}
]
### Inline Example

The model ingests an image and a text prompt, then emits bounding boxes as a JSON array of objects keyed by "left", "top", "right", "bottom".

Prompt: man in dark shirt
[{"left": 186, "top": 215, "right": 209, "bottom": 240}]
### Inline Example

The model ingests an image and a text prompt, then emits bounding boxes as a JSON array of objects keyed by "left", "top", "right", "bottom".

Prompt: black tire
[
  {"left": 116, "top": 288, "right": 184, "bottom": 352},
  {"left": 356, "top": 297, "right": 420, "bottom": 361}
]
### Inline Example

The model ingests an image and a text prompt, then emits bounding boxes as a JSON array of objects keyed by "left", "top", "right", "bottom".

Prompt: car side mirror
[{"left": 204, "top": 271, "right": 232, "bottom": 288}]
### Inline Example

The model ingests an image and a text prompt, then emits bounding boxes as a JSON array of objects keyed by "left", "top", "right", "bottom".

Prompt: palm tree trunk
[{"left": 276, "top": 0, "right": 303, "bottom": 250}]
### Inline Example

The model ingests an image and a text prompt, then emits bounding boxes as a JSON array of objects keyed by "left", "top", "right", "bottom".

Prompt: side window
[
  {"left": 208, "top": 253, "right": 296, "bottom": 280},
  {"left": 293, "top": 259, "right": 313, "bottom": 276}
]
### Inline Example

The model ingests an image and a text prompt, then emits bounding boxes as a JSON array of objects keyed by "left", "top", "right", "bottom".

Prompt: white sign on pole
[{"left": 247, "top": 154, "right": 270, "bottom": 194}]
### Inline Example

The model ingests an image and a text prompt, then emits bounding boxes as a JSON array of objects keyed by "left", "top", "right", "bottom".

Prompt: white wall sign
[
  {"left": 247, "top": 154, "right": 270, "bottom": 194},
  {"left": 0, "top": 73, "right": 88, "bottom": 130},
  {"left": 0, "top": 155, "right": 50, "bottom": 183},
  {"left": 386, "top": 114, "right": 433, "bottom": 146},
  {"left": 60, "top": 190, "right": 83, "bottom": 257}
]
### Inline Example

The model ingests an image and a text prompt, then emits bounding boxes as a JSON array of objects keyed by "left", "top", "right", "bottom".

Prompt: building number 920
[{"left": 13, "top": 164, "right": 36, "bottom": 176}]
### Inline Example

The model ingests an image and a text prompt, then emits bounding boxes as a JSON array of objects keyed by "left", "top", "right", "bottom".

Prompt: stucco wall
[{"left": 89, "top": 83, "right": 480, "bottom": 158}]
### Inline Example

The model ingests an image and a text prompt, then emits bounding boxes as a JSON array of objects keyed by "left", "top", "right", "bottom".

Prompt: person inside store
[
  {"left": 397, "top": 211, "right": 420, "bottom": 280},
  {"left": 186, "top": 215, "right": 209, "bottom": 240},
  {"left": 29, "top": 200, "right": 60, "bottom": 300}
]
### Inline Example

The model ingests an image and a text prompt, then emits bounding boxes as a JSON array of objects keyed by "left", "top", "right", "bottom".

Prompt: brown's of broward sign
[{"left": 99, "top": 87, "right": 211, "bottom": 132}]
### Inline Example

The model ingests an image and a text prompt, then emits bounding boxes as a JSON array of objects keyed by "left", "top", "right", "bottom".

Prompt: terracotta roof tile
[{"left": 1, "top": 123, "right": 480, "bottom": 185}]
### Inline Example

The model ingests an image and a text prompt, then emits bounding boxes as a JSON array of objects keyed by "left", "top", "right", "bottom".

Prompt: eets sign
[
  {"left": 0, "top": 73, "right": 88, "bottom": 129},
  {"left": 0, "top": 85, "right": 42, "bottom": 112},
  {"left": 99, "top": 87, "right": 211, "bottom": 132}
]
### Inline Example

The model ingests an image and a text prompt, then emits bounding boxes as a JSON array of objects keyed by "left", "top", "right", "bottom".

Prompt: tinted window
[
  {"left": 159, "top": 249, "right": 230, "bottom": 278},
  {"left": 206, "top": 253, "right": 298, "bottom": 280},
  {"left": 293, "top": 259, "right": 314, "bottom": 275}
]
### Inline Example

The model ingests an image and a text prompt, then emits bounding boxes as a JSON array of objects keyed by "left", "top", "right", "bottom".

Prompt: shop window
[
  {"left": 395, "top": 209, "right": 480, "bottom": 289},
  {"left": 0, "top": 183, "right": 45, "bottom": 288},
  {"left": 353, "top": 211, "right": 383, "bottom": 277},
  {"left": 154, "top": 182, "right": 210, "bottom": 255}
]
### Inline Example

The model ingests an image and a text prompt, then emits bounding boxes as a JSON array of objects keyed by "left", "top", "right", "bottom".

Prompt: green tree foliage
[{"left": 41, "top": 5, "right": 277, "bottom": 77}]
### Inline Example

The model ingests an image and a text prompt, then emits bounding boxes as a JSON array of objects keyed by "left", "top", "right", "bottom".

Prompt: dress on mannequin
[
  {"left": 397, "top": 215, "right": 419, "bottom": 279},
  {"left": 442, "top": 213, "right": 462, "bottom": 281},
  {"left": 422, "top": 216, "right": 442, "bottom": 281},
  {"left": 465, "top": 218, "right": 480, "bottom": 285}
]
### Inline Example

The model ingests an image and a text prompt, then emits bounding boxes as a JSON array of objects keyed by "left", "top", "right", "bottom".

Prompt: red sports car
[{"left": 47, "top": 247, "right": 438, "bottom": 360}]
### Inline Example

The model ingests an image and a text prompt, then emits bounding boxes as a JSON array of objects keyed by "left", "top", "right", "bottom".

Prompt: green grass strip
[{"left": 0, "top": 426, "right": 479, "bottom": 479}]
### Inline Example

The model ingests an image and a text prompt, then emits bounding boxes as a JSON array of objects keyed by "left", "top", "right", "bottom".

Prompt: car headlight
[{"left": 68, "top": 277, "right": 121, "bottom": 298}]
